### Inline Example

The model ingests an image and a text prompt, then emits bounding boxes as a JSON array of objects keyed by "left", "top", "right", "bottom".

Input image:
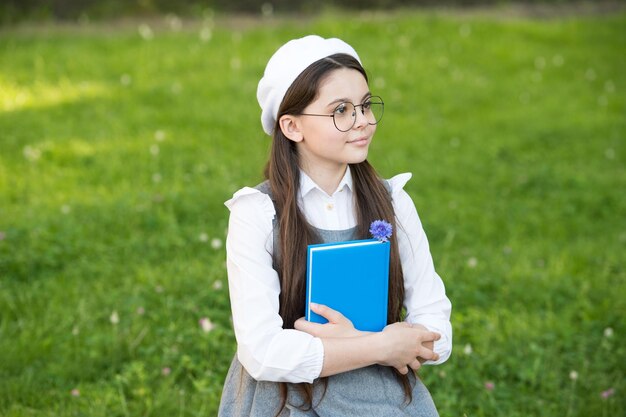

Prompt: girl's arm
[
  {"left": 295, "top": 303, "right": 441, "bottom": 376},
  {"left": 226, "top": 190, "right": 326, "bottom": 383}
]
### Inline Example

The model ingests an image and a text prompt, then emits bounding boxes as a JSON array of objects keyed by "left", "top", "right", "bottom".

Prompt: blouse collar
[{"left": 299, "top": 166, "right": 353, "bottom": 199}]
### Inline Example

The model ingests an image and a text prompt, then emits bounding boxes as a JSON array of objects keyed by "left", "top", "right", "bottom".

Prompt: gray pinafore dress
[{"left": 218, "top": 182, "right": 439, "bottom": 417}]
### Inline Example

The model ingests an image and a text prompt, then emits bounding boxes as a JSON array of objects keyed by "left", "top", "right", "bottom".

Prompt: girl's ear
[{"left": 278, "top": 115, "right": 304, "bottom": 143}]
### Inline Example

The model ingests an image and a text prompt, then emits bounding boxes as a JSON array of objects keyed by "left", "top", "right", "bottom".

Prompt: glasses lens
[
  {"left": 333, "top": 102, "right": 356, "bottom": 132},
  {"left": 363, "top": 97, "right": 384, "bottom": 126}
]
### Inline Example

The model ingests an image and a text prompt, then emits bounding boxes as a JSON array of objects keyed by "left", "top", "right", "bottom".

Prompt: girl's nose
[{"left": 353, "top": 107, "right": 368, "bottom": 129}]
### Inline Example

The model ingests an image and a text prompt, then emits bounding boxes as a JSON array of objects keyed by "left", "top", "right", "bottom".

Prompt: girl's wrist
[{"left": 368, "top": 331, "right": 388, "bottom": 365}]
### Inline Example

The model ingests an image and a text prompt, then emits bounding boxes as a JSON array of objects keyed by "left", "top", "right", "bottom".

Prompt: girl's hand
[
  {"left": 377, "top": 322, "right": 441, "bottom": 374},
  {"left": 294, "top": 303, "right": 362, "bottom": 338},
  {"left": 409, "top": 322, "right": 436, "bottom": 364}
]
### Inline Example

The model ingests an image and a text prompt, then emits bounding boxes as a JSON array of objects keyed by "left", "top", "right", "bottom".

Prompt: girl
[{"left": 219, "top": 35, "right": 452, "bottom": 416}]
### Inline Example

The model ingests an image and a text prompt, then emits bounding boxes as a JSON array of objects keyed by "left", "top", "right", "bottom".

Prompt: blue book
[{"left": 305, "top": 239, "right": 390, "bottom": 332}]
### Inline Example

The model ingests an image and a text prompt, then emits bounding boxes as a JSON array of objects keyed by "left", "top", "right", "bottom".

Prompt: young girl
[{"left": 219, "top": 35, "right": 452, "bottom": 416}]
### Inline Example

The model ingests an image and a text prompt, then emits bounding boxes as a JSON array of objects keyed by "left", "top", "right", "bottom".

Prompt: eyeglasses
[{"left": 300, "top": 96, "right": 384, "bottom": 132}]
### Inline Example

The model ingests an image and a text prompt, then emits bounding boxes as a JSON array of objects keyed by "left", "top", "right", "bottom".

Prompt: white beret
[{"left": 256, "top": 35, "right": 361, "bottom": 136}]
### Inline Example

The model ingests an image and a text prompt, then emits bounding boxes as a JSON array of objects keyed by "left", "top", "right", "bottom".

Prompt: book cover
[{"left": 305, "top": 238, "right": 390, "bottom": 332}]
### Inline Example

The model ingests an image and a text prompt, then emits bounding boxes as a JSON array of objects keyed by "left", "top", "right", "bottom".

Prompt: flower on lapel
[{"left": 369, "top": 220, "right": 393, "bottom": 242}]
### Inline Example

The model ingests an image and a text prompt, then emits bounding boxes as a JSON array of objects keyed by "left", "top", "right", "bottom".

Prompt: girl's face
[{"left": 294, "top": 68, "right": 376, "bottom": 175}]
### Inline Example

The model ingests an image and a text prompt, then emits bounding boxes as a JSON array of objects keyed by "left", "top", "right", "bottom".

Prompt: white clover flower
[
  {"left": 605, "top": 149, "right": 615, "bottom": 160},
  {"left": 459, "top": 24, "right": 471, "bottom": 37},
  {"left": 552, "top": 54, "right": 564, "bottom": 66},
  {"left": 154, "top": 130, "right": 166, "bottom": 141},
  {"left": 110, "top": 310, "right": 119, "bottom": 325},
  {"left": 138, "top": 24, "right": 154, "bottom": 40},
  {"left": 23, "top": 145, "right": 41, "bottom": 162},
  {"left": 230, "top": 58, "right": 241, "bottom": 71},
  {"left": 199, "top": 27, "right": 212, "bottom": 42},
  {"left": 171, "top": 82, "right": 182, "bottom": 94},
  {"left": 585, "top": 68, "right": 596, "bottom": 81},
  {"left": 534, "top": 56, "right": 546, "bottom": 70},
  {"left": 199, "top": 317, "right": 215, "bottom": 333},
  {"left": 166, "top": 14, "right": 182, "bottom": 31},
  {"left": 261, "top": 3, "right": 274, "bottom": 17}
]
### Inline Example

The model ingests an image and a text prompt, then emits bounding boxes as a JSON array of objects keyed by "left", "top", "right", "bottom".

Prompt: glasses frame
[{"left": 300, "top": 95, "right": 385, "bottom": 132}]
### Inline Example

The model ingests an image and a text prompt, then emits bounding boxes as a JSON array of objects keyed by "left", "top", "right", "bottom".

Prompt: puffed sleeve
[
  {"left": 388, "top": 174, "right": 453, "bottom": 365},
  {"left": 224, "top": 187, "right": 324, "bottom": 382}
]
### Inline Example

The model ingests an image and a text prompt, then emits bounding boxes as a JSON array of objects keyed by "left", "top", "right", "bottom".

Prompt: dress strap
[
  {"left": 382, "top": 179, "right": 392, "bottom": 196},
  {"left": 253, "top": 180, "right": 272, "bottom": 197},
  {"left": 253, "top": 181, "right": 281, "bottom": 266}
]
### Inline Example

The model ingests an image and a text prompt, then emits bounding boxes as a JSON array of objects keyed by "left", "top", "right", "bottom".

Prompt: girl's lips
[{"left": 348, "top": 137, "right": 370, "bottom": 145}]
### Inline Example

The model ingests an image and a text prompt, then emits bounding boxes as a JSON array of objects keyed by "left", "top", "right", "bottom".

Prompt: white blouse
[{"left": 224, "top": 168, "right": 452, "bottom": 383}]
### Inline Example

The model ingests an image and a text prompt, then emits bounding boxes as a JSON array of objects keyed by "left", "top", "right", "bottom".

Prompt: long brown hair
[{"left": 264, "top": 53, "right": 412, "bottom": 415}]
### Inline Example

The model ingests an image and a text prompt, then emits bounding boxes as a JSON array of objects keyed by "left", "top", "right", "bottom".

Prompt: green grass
[{"left": 1, "top": 8, "right": 625, "bottom": 417}]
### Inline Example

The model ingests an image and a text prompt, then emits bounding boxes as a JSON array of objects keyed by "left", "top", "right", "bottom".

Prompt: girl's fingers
[
  {"left": 417, "top": 346, "right": 440, "bottom": 362},
  {"left": 294, "top": 317, "right": 307, "bottom": 328},
  {"left": 406, "top": 323, "right": 441, "bottom": 342},
  {"left": 396, "top": 365, "right": 409, "bottom": 375},
  {"left": 294, "top": 317, "right": 324, "bottom": 335},
  {"left": 420, "top": 330, "right": 441, "bottom": 342},
  {"left": 310, "top": 303, "right": 349, "bottom": 324},
  {"left": 408, "top": 359, "right": 422, "bottom": 371}
]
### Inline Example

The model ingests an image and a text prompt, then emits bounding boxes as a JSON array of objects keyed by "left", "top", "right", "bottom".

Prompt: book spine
[{"left": 305, "top": 247, "right": 312, "bottom": 321}]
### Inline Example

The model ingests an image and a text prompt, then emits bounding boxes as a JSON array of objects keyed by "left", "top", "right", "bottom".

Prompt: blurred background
[
  {"left": 0, "top": 1, "right": 624, "bottom": 416},
  {"left": 2, "top": 0, "right": 624, "bottom": 22}
]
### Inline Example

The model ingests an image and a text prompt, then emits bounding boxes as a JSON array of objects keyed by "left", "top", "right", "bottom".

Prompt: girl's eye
[
  {"left": 362, "top": 100, "right": 372, "bottom": 110},
  {"left": 334, "top": 103, "right": 348, "bottom": 115}
]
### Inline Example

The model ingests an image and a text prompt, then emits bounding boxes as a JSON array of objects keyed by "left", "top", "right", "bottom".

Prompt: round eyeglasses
[{"left": 300, "top": 96, "right": 384, "bottom": 132}]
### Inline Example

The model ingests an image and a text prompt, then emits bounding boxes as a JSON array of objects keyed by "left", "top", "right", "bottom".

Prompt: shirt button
[{"left": 326, "top": 203, "right": 334, "bottom": 211}]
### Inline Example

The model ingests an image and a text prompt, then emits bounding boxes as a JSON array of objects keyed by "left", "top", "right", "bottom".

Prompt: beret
[{"left": 256, "top": 35, "right": 361, "bottom": 136}]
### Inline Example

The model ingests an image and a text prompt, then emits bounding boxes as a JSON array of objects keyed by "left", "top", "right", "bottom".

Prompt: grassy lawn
[{"left": 0, "top": 7, "right": 624, "bottom": 416}]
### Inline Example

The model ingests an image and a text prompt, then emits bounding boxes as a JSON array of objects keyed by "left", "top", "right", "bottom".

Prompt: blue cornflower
[{"left": 369, "top": 220, "right": 393, "bottom": 242}]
